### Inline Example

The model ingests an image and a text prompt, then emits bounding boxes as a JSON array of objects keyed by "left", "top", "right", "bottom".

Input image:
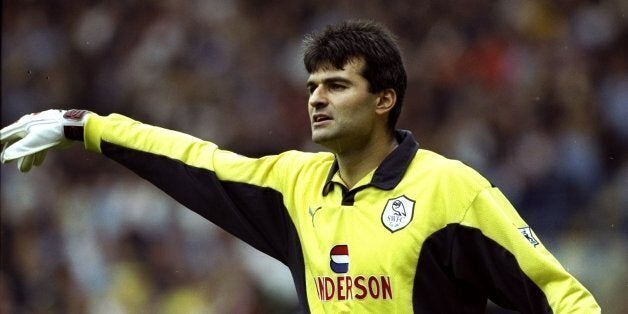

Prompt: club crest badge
[{"left": 381, "top": 195, "right": 415, "bottom": 232}]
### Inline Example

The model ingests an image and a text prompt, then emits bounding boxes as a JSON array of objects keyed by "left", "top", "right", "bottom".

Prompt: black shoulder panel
[
  {"left": 412, "top": 224, "right": 552, "bottom": 313},
  {"left": 101, "top": 141, "right": 310, "bottom": 312}
]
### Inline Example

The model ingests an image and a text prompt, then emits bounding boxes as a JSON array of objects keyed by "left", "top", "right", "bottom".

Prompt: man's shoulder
[
  {"left": 413, "top": 149, "right": 490, "bottom": 186},
  {"left": 413, "top": 149, "right": 453, "bottom": 168},
  {"left": 277, "top": 150, "right": 335, "bottom": 166}
]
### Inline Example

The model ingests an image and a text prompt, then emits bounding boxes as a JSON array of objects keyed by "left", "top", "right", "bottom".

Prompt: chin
[
  {"left": 312, "top": 133, "right": 344, "bottom": 153},
  {"left": 311, "top": 131, "right": 333, "bottom": 146},
  {"left": 311, "top": 135, "right": 325, "bottom": 145}
]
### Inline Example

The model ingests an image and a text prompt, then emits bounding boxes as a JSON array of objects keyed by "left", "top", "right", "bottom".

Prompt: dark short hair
[{"left": 303, "top": 19, "right": 407, "bottom": 131}]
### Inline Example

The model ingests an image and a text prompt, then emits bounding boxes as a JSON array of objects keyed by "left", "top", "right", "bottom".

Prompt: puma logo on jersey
[{"left": 309, "top": 206, "right": 322, "bottom": 226}]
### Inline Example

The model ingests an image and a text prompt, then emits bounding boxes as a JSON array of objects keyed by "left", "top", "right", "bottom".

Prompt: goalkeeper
[{"left": 1, "top": 20, "right": 600, "bottom": 313}]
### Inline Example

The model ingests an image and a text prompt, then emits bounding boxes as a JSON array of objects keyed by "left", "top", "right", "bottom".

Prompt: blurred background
[{"left": 1, "top": 0, "right": 626, "bottom": 313}]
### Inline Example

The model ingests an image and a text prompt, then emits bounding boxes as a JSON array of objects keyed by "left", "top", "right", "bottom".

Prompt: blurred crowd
[{"left": 1, "top": 0, "right": 626, "bottom": 313}]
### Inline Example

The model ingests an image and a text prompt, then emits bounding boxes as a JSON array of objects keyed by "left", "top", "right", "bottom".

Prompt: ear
[{"left": 375, "top": 88, "right": 396, "bottom": 116}]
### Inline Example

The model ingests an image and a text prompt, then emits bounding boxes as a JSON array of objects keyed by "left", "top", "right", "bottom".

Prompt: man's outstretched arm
[{"left": 1, "top": 109, "right": 301, "bottom": 265}]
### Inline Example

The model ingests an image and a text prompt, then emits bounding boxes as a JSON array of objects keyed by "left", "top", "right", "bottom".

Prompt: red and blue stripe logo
[{"left": 330, "top": 244, "right": 349, "bottom": 273}]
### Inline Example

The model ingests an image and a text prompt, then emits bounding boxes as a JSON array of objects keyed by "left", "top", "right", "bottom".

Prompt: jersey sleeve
[
  {"left": 83, "top": 113, "right": 300, "bottom": 263},
  {"left": 456, "top": 186, "right": 601, "bottom": 313}
]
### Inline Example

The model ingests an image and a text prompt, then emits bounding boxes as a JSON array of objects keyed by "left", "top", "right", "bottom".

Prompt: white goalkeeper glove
[{"left": 0, "top": 109, "right": 90, "bottom": 172}]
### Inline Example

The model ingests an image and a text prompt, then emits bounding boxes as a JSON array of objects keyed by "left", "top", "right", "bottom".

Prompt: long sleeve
[
  {"left": 455, "top": 187, "right": 601, "bottom": 313},
  {"left": 83, "top": 113, "right": 299, "bottom": 264}
]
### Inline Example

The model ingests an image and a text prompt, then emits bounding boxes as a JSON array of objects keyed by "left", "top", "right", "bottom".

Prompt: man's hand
[{"left": 0, "top": 109, "right": 90, "bottom": 172}]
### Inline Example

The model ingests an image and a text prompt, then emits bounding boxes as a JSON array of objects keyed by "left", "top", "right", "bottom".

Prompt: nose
[{"left": 308, "top": 86, "right": 328, "bottom": 109}]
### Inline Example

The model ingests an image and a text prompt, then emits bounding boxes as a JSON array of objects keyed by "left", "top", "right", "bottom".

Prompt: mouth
[
  {"left": 312, "top": 114, "right": 332, "bottom": 123},
  {"left": 312, "top": 114, "right": 332, "bottom": 127}
]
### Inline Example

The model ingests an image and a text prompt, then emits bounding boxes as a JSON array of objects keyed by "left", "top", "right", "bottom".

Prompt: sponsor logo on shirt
[
  {"left": 314, "top": 274, "right": 393, "bottom": 301},
  {"left": 381, "top": 195, "right": 415, "bottom": 232},
  {"left": 330, "top": 244, "right": 349, "bottom": 273},
  {"left": 314, "top": 244, "right": 394, "bottom": 301}
]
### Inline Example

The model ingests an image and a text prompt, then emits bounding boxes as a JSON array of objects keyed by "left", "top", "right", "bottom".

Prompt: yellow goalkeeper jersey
[{"left": 84, "top": 113, "right": 600, "bottom": 313}]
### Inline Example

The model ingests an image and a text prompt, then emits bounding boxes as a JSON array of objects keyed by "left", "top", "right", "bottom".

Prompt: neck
[{"left": 335, "top": 132, "right": 398, "bottom": 189}]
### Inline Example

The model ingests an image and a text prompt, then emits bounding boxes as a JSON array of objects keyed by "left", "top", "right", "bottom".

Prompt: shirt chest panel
[
  {"left": 293, "top": 186, "right": 441, "bottom": 311},
  {"left": 295, "top": 179, "right": 457, "bottom": 270}
]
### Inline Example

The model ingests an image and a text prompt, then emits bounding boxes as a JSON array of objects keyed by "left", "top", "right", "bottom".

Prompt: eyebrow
[{"left": 306, "top": 76, "right": 352, "bottom": 89}]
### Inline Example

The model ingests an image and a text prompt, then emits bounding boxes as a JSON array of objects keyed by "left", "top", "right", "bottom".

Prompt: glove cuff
[{"left": 63, "top": 109, "right": 90, "bottom": 141}]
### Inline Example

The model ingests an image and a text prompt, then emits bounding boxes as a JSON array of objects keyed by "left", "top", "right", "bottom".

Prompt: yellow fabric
[{"left": 83, "top": 113, "right": 600, "bottom": 313}]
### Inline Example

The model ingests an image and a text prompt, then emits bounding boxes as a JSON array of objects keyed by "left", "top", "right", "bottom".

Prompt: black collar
[{"left": 322, "top": 130, "right": 420, "bottom": 196}]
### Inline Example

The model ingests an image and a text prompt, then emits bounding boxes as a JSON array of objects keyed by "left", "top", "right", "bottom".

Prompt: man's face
[{"left": 306, "top": 59, "right": 381, "bottom": 152}]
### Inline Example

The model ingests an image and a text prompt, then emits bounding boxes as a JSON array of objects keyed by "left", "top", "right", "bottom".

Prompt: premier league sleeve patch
[
  {"left": 518, "top": 226, "right": 540, "bottom": 247},
  {"left": 381, "top": 195, "right": 415, "bottom": 232}
]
